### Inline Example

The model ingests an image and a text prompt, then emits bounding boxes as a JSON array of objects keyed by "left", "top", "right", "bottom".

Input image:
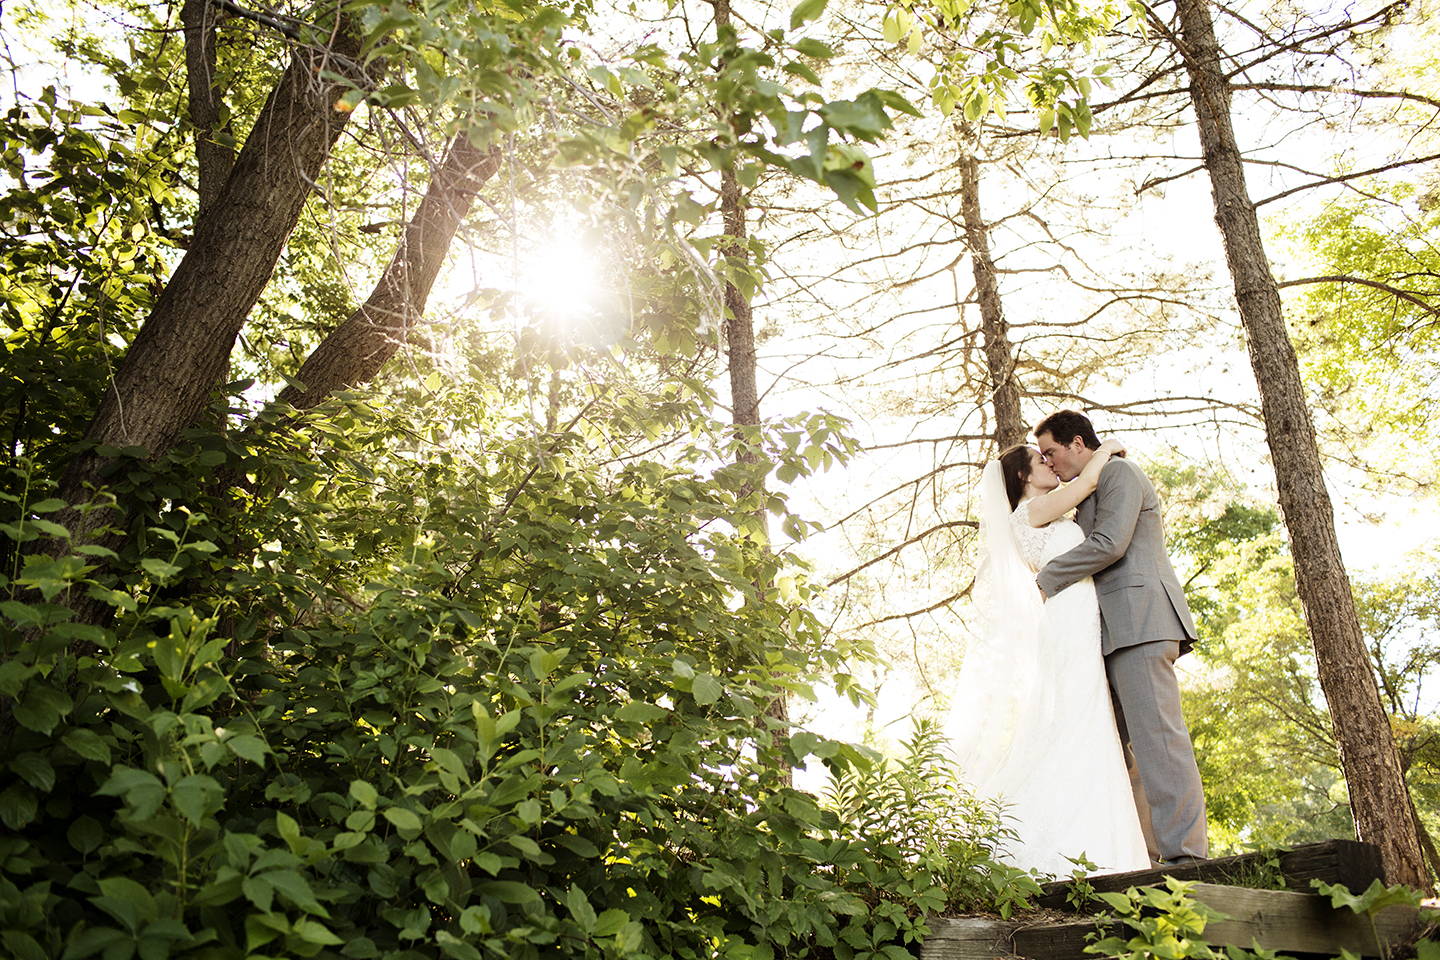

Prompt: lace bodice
[{"left": 1009, "top": 499, "right": 1086, "bottom": 570}]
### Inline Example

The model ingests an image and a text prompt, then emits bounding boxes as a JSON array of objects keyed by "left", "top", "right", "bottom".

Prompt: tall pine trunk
[
  {"left": 956, "top": 124, "right": 1025, "bottom": 448},
  {"left": 1172, "top": 0, "right": 1426, "bottom": 887},
  {"left": 714, "top": 0, "right": 788, "bottom": 772}
]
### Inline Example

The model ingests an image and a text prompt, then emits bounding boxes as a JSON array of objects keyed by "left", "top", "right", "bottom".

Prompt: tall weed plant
[{"left": 0, "top": 388, "right": 1018, "bottom": 960}]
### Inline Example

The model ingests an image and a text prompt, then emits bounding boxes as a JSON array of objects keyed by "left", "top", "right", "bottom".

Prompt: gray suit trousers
[{"left": 1106, "top": 640, "right": 1208, "bottom": 862}]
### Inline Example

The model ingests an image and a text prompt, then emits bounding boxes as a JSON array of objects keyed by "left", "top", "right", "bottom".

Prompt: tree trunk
[
  {"left": 56, "top": 24, "right": 371, "bottom": 523},
  {"left": 956, "top": 124, "right": 1025, "bottom": 448},
  {"left": 720, "top": 168, "right": 761, "bottom": 448},
  {"left": 1171, "top": 0, "right": 1427, "bottom": 888},
  {"left": 279, "top": 135, "right": 500, "bottom": 409},
  {"left": 714, "top": 0, "right": 787, "bottom": 773},
  {"left": 181, "top": 0, "right": 234, "bottom": 219}
]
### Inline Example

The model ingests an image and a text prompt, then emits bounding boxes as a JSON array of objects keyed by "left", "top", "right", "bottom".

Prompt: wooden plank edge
[
  {"left": 923, "top": 883, "right": 1421, "bottom": 960},
  {"left": 1036, "top": 840, "right": 1387, "bottom": 911}
]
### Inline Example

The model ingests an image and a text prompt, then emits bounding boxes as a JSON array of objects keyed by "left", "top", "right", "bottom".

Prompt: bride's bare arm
[{"left": 1026, "top": 438, "right": 1125, "bottom": 527}]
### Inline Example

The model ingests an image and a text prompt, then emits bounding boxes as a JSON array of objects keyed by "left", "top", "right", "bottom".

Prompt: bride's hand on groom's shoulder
[{"left": 1100, "top": 437, "right": 1127, "bottom": 458}]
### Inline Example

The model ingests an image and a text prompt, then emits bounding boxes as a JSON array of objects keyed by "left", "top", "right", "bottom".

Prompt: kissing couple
[{"left": 944, "top": 410, "right": 1208, "bottom": 874}]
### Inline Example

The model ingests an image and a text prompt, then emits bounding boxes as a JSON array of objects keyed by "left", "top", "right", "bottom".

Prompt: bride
[{"left": 943, "top": 438, "right": 1150, "bottom": 875}]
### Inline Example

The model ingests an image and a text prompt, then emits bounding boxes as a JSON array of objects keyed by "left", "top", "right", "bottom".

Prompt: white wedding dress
[{"left": 944, "top": 495, "right": 1150, "bottom": 876}]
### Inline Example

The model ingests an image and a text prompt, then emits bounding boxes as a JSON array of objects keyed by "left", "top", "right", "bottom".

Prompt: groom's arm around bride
[{"left": 1032, "top": 410, "right": 1209, "bottom": 865}]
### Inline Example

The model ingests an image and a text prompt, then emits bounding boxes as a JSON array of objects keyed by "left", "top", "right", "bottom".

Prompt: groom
[{"left": 1033, "top": 410, "right": 1208, "bottom": 865}]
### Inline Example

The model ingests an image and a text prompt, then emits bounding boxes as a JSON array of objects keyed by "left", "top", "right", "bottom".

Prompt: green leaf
[
  {"left": 516, "top": 798, "right": 542, "bottom": 823},
  {"left": 790, "top": 0, "right": 827, "bottom": 28},
  {"left": 265, "top": 869, "right": 328, "bottom": 915},
  {"left": 350, "top": 780, "right": 379, "bottom": 809},
  {"left": 68, "top": 816, "right": 104, "bottom": 854},
  {"left": 616, "top": 700, "right": 668, "bottom": 723},
  {"left": 566, "top": 884, "right": 598, "bottom": 934},
  {"left": 60, "top": 926, "right": 130, "bottom": 960},
  {"left": 1313, "top": 879, "right": 1423, "bottom": 918},
  {"left": 477, "top": 880, "right": 541, "bottom": 903},
  {"left": 97, "top": 767, "right": 166, "bottom": 819},
  {"left": 593, "top": 908, "right": 631, "bottom": 937},
  {"left": 13, "top": 685, "right": 73, "bottom": 735},
  {"left": 62, "top": 727, "right": 113, "bottom": 763},
  {"left": 172, "top": 774, "right": 222, "bottom": 825},
  {"left": 140, "top": 558, "right": 183, "bottom": 582},
  {"left": 692, "top": 672, "right": 723, "bottom": 705},
  {"left": 882, "top": 11, "right": 902, "bottom": 42},
  {"left": 383, "top": 807, "right": 424, "bottom": 832},
  {"left": 0, "top": 783, "right": 38, "bottom": 829},
  {"left": 226, "top": 734, "right": 269, "bottom": 764},
  {"left": 3, "top": 929, "right": 49, "bottom": 960},
  {"left": 791, "top": 38, "right": 834, "bottom": 58},
  {"left": 9, "top": 752, "right": 56, "bottom": 792}
]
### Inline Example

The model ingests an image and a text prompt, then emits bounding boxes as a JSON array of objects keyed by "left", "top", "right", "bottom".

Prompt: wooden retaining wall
[{"left": 920, "top": 840, "right": 1425, "bottom": 960}]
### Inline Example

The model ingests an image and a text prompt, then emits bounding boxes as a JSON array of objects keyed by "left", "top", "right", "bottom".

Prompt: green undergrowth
[
  {"left": 1083, "top": 876, "right": 1440, "bottom": 960},
  {"left": 0, "top": 392, "right": 1035, "bottom": 960}
]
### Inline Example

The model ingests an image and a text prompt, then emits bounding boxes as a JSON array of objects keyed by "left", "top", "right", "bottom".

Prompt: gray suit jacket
[{"left": 1035, "top": 458, "right": 1198, "bottom": 656}]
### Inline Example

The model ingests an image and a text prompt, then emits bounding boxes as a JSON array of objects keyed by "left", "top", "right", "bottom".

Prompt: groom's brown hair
[{"left": 1033, "top": 409, "right": 1101, "bottom": 450}]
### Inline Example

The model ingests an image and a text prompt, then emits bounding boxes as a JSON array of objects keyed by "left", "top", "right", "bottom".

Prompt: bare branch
[
  {"left": 1277, "top": 275, "right": 1440, "bottom": 319},
  {"left": 827, "top": 519, "right": 976, "bottom": 588}
]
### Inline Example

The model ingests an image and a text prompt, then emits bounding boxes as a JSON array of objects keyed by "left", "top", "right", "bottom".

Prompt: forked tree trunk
[
  {"left": 55, "top": 23, "right": 371, "bottom": 530},
  {"left": 279, "top": 135, "right": 500, "bottom": 409},
  {"left": 956, "top": 124, "right": 1025, "bottom": 448},
  {"left": 1172, "top": 0, "right": 1427, "bottom": 887}
]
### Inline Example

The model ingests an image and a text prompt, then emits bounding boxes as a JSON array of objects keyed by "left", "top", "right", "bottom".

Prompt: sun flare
[{"left": 516, "top": 239, "right": 601, "bottom": 325}]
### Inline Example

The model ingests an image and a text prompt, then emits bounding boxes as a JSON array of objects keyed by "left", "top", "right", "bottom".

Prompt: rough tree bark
[
  {"left": 713, "top": 0, "right": 788, "bottom": 771},
  {"left": 719, "top": 168, "right": 761, "bottom": 448},
  {"left": 181, "top": 0, "right": 235, "bottom": 219},
  {"left": 1171, "top": 0, "right": 1427, "bottom": 887},
  {"left": 956, "top": 124, "right": 1025, "bottom": 448},
  {"left": 278, "top": 135, "right": 500, "bottom": 409},
  {"left": 55, "top": 21, "right": 371, "bottom": 524}
]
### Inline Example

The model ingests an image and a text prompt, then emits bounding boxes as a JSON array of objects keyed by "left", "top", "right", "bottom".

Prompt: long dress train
[{"left": 944, "top": 497, "right": 1149, "bottom": 875}]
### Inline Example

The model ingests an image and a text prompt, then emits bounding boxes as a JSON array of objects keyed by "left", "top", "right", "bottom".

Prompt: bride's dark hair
[{"left": 998, "top": 444, "right": 1035, "bottom": 511}]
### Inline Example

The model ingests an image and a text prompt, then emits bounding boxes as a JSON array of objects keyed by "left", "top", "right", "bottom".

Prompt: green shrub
[{"left": 0, "top": 393, "right": 1020, "bottom": 960}]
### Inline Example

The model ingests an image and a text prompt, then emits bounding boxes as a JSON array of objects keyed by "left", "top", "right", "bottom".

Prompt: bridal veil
[{"left": 942, "top": 460, "right": 1058, "bottom": 798}]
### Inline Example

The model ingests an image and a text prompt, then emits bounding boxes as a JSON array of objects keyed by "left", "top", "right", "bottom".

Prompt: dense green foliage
[
  {"left": 1152, "top": 463, "right": 1440, "bottom": 859},
  {"left": 0, "top": 372, "right": 1045, "bottom": 959}
]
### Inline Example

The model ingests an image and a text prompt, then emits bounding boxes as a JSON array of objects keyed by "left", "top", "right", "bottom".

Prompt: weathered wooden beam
[
  {"left": 1036, "top": 839, "right": 1386, "bottom": 910},
  {"left": 922, "top": 917, "right": 1017, "bottom": 960},
  {"left": 1193, "top": 883, "right": 1420, "bottom": 956},
  {"left": 922, "top": 878, "right": 1420, "bottom": 960}
]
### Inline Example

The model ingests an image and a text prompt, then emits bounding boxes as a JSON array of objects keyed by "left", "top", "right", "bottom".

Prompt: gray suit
[{"left": 1036, "top": 458, "right": 1208, "bottom": 862}]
